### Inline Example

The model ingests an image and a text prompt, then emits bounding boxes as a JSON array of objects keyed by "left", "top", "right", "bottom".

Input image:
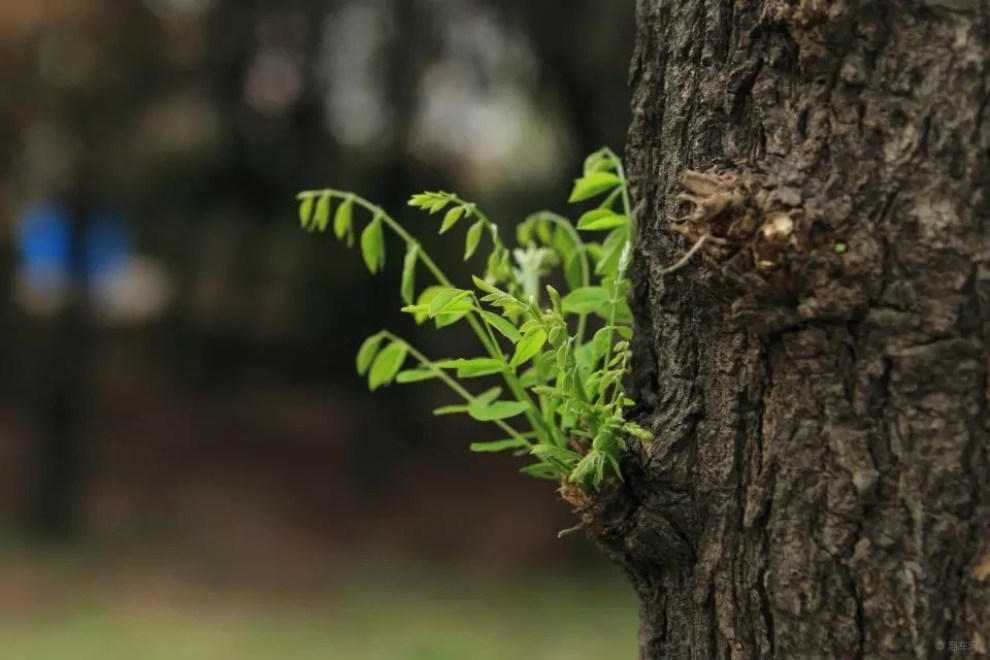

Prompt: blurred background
[{"left": 0, "top": 1, "right": 636, "bottom": 657}]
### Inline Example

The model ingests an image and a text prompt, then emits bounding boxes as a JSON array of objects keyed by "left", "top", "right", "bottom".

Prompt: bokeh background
[{"left": 0, "top": 1, "right": 637, "bottom": 658}]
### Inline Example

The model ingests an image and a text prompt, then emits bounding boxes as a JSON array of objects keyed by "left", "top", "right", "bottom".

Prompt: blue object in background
[{"left": 17, "top": 202, "right": 133, "bottom": 293}]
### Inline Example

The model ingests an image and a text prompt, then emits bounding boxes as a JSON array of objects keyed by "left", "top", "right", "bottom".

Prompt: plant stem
[
  {"left": 531, "top": 211, "right": 591, "bottom": 343},
  {"left": 596, "top": 151, "right": 633, "bottom": 406},
  {"left": 382, "top": 332, "right": 534, "bottom": 447},
  {"left": 320, "top": 190, "right": 549, "bottom": 441}
]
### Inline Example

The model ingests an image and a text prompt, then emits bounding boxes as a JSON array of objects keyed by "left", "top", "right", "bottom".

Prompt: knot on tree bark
[{"left": 667, "top": 162, "right": 883, "bottom": 336}]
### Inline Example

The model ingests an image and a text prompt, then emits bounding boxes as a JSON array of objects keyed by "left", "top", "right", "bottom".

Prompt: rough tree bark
[{"left": 587, "top": 1, "right": 990, "bottom": 657}]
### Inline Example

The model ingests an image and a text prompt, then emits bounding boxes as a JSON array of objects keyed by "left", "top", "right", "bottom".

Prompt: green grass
[{"left": 0, "top": 560, "right": 638, "bottom": 660}]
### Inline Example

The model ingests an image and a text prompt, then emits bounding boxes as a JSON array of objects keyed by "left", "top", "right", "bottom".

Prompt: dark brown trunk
[{"left": 597, "top": 1, "right": 990, "bottom": 657}]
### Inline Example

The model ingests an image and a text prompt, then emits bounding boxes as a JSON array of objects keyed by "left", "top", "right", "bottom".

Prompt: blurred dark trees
[{"left": 0, "top": 0, "right": 634, "bottom": 537}]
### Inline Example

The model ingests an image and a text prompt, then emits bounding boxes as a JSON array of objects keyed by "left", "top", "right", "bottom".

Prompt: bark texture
[{"left": 602, "top": 1, "right": 990, "bottom": 657}]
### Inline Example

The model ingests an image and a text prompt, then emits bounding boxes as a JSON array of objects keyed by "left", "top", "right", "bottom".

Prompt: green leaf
[
  {"left": 468, "top": 400, "right": 530, "bottom": 421},
  {"left": 568, "top": 172, "right": 621, "bottom": 203},
  {"left": 480, "top": 311, "right": 522, "bottom": 343},
  {"left": 298, "top": 194, "right": 315, "bottom": 229},
  {"left": 334, "top": 196, "right": 354, "bottom": 244},
  {"left": 535, "top": 219, "right": 552, "bottom": 244},
  {"left": 583, "top": 149, "right": 614, "bottom": 175},
  {"left": 612, "top": 298, "right": 633, "bottom": 323},
  {"left": 519, "top": 462, "right": 561, "bottom": 480},
  {"left": 412, "top": 287, "right": 446, "bottom": 324},
  {"left": 435, "top": 307, "right": 472, "bottom": 328},
  {"left": 470, "top": 438, "right": 528, "bottom": 453},
  {"left": 427, "top": 288, "right": 471, "bottom": 318},
  {"left": 591, "top": 327, "right": 612, "bottom": 361},
  {"left": 577, "top": 209, "right": 627, "bottom": 231},
  {"left": 355, "top": 333, "right": 385, "bottom": 376},
  {"left": 454, "top": 358, "right": 505, "bottom": 378},
  {"left": 399, "top": 303, "right": 428, "bottom": 317},
  {"left": 395, "top": 367, "right": 438, "bottom": 383},
  {"left": 400, "top": 245, "right": 418, "bottom": 305},
  {"left": 552, "top": 226, "right": 577, "bottom": 260},
  {"left": 596, "top": 227, "right": 629, "bottom": 276},
  {"left": 474, "top": 386, "right": 503, "bottom": 406},
  {"left": 313, "top": 193, "right": 331, "bottom": 232},
  {"left": 534, "top": 350, "right": 558, "bottom": 382},
  {"left": 471, "top": 275, "right": 500, "bottom": 296},
  {"left": 368, "top": 341, "right": 407, "bottom": 390},
  {"left": 511, "top": 328, "right": 547, "bottom": 367},
  {"left": 418, "top": 286, "right": 473, "bottom": 328},
  {"left": 546, "top": 285, "right": 562, "bottom": 313},
  {"left": 570, "top": 451, "right": 607, "bottom": 488},
  {"left": 360, "top": 216, "right": 385, "bottom": 274},
  {"left": 440, "top": 206, "right": 464, "bottom": 233},
  {"left": 531, "top": 444, "right": 582, "bottom": 469},
  {"left": 564, "top": 252, "right": 584, "bottom": 290},
  {"left": 519, "top": 319, "right": 541, "bottom": 335},
  {"left": 431, "top": 358, "right": 505, "bottom": 378},
  {"left": 561, "top": 287, "right": 610, "bottom": 315},
  {"left": 464, "top": 220, "right": 484, "bottom": 260}
]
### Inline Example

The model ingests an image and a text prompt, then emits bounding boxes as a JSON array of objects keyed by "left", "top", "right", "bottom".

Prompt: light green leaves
[
  {"left": 401, "top": 245, "right": 418, "bottom": 305},
  {"left": 360, "top": 215, "right": 385, "bottom": 274},
  {"left": 367, "top": 340, "right": 407, "bottom": 390},
  {"left": 427, "top": 288, "right": 471, "bottom": 318},
  {"left": 402, "top": 286, "right": 473, "bottom": 327},
  {"left": 313, "top": 194, "right": 331, "bottom": 232},
  {"left": 464, "top": 220, "right": 484, "bottom": 260},
  {"left": 561, "top": 287, "right": 610, "bottom": 316},
  {"left": 577, "top": 208, "right": 627, "bottom": 231},
  {"left": 334, "top": 196, "right": 354, "bottom": 245},
  {"left": 395, "top": 367, "right": 438, "bottom": 383},
  {"left": 298, "top": 194, "right": 315, "bottom": 229},
  {"left": 596, "top": 227, "right": 629, "bottom": 276},
  {"left": 441, "top": 206, "right": 464, "bottom": 233},
  {"left": 433, "top": 387, "right": 527, "bottom": 422},
  {"left": 480, "top": 311, "right": 521, "bottom": 343},
  {"left": 356, "top": 333, "right": 385, "bottom": 376},
  {"left": 469, "top": 438, "right": 528, "bottom": 453},
  {"left": 511, "top": 328, "right": 547, "bottom": 367},
  {"left": 473, "top": 276, "right": 529, "bottom": 315},
  {"left": 297, "top": 147, "right": 638, "bottom": 492},
  {"left": 568, "top": 172, "right": 621, "bottom": 203},
  {"left": 570, "top": 450, "right": 607, "bottom": 489},
  {"left": 435, "top": 358, "right": 505, "bottom": 378},
  {"left": 297, "top": 192, "right": 331, "bottom": 232},
  {"left": 409, "top": 191, "right": 453, "bottom": 214},
  {"left": 468, "top": 400, "right": 529, "bottom": 421},
  {"left": 582, "top": 148, "right": 618, "bottom": 176},
  {"left": 298, "top": 191, "right": 353, "bottom": 242}
]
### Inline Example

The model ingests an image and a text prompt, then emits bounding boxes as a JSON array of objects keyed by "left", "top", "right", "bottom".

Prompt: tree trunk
[{"left": 599, "top": 1, "right": 990, "bottom": 657}]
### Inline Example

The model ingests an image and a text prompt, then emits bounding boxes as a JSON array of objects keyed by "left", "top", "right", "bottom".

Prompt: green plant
[{"left": 296, "top": 148, "right": 650, "bottom": 491}]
